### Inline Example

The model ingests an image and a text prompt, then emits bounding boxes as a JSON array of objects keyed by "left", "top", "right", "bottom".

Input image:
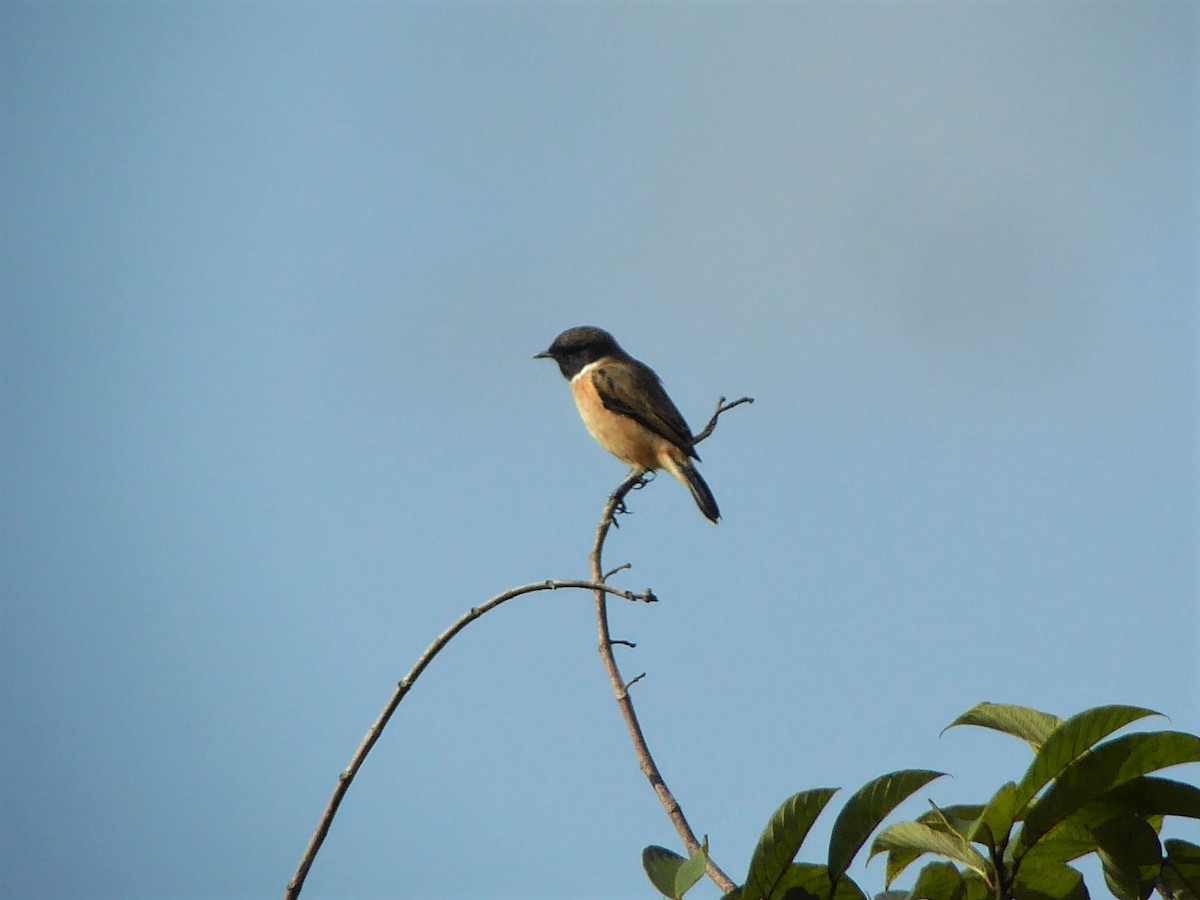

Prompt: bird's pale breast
[{"left": 570, "top": 373, "right": 665, "bottom": 471}]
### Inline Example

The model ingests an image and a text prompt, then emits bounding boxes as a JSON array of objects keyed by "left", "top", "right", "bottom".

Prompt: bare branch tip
[
  {"left": 722, "top": 395, "right": 754, "bottom": 412},
  {"left": 604, "top": 562, "right": 632, "bottom": 581},
  {"left": 692, "top": 393, "right": 753, "bottom": 444},
  {"left": 625, "top": 672, "right": 647, "bottom": 690}
]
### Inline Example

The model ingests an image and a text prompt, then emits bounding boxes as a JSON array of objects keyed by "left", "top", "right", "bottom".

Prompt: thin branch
[
  {"left": 286, "top": 579, "right": 652, "bottom": 899},
  {"left": 693, "top": 396, "right": 754, "bottom": 445},
  {"left": 288, "top": 393, "right": 750, "bottom": 899},
  {"left": 588, "top": 395, "right": 750, "bottom": 894},
  {"left": 604, "top": 562, "right": 632, "bottom": 580}
]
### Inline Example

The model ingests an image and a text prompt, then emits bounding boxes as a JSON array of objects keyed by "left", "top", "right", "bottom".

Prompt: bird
[{"left": 535, "top": 326, "right": 720, "bottom": 523}]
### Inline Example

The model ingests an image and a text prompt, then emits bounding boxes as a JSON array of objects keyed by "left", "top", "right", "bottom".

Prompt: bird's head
[{"left": 535, "top": 326, "right": 622, "bottom": 380}]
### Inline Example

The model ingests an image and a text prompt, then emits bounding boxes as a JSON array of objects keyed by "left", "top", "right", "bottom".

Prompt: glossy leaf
[
  {"left": 870, "top": 822, "right": 989, "bottom": 880},
  {"left": 644, "top": 845, "right": 689, "bottom": 899},
  {"left": 1013, "top": 706, "right": 1161, "bottom": 815},
  {"left": 1018, "top": 731, "right": 1200, "bottom": 853},
  {"left": 962, "top": 871, "right": 992, "bottom": 900},
  {"left": 945, "top": 703, "right": 1062, "bottom": 749},
  {"left": 828, "top": 770, "right": 945, "bottom": 881},
  {"left": 1020, "top": 791, "right": 1167, "bottom": 869},
  {"left": 885, "top": 846, "right": 925, "bottom": 888},
  {"left": 1020, "top": 816, "right": 1103, "bottom": 866},
  {"left": 969, "top": 781, "right": 1020, "bottom": 847},
  {"left": 743, "top": 789, "right": 838, "bottom": 900},
  {"left": 925, "top": 803, "right": 985, "bottom": 839},
  {"left": 920, "top": 804, "right": 986, "bottom": 825},
  {"left": 1011, "top": 861, "right": 1089, "bottom": 900},
  {"left": 1163, "top": 839, "right": 1200, "bottom": 900},
  {"left": 884, "top": 808, "right": 982, "bottom": 886},
  {"left": 674, "top": 838, "right": 709, "bottom": 898},
  {"left": 1107, "top": 776, "right": 1200, "bottom": 819},
  {"left": 771, "top": 863, "right": 867, "bottom": 900},
  {"left": 910, "top": 861, "right": 966, "bottom": 900},
  {"left": 1095, "top": 816, "right": 1160, "bottom": 900}
]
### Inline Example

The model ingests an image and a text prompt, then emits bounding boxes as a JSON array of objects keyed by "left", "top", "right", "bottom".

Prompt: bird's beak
[{"left": 533, "top": 351, "right": 552, "bottom": 360}]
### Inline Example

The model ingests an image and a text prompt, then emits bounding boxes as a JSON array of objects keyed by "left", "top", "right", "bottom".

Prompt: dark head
[{"left": 535, "top": 326, "right": 625, "bottom": 380}]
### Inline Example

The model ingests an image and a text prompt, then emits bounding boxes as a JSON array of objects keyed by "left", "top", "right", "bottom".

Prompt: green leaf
[
  {"left": 1012, "top": 861, "right": 1089, "bottom": 900},
  {"left": 674, "top": 838, "right": 709, "bottom": 898},
  {"left": 886, "top": 846, "right": 925, "bottom": 888},
  {"left": 963, "top": 871, "right": 992, "bottom": 900},
  {"left": 771, "top": 863, "right": 867, "bottom": 900},
  {"left": 1018, "top": 730, "right": 1200, "bottom": 853},
  {"left": 921, "top": 804, "right": 986, "bottom": 837},
  {"left": 1095, "top": 816, "right": 1161, "bottom": 900},
  {"left": 910, "top": 861, "right": 966, "bottom": 900},
  {"left": 743, "top": 789, "right": 839, "bottom": 900},
  {"left": 945, "top": 703, "right": 1062, "bottom": 749},
  {"left": 969, "top": 781, "right": 1020, "bottom": 847},
  {"left": 1020, "top": 790, "right": 1168, "bottom": 869},
  {"left": 924, "top": 803, "right": 967, "bottom": 842},
  {"left": 644, "top": 845, "right": 688, "bottom": 899},
  {"left": 1107, "top": 776, "right": 1200, "bottom": 820},
  {"left": 913, "top": 805, "right": 986, "bottom": 838},
  {"left": 828, "top": 769, "right": 945, "bottom": 880},
  {"left": 871, "top": 822, "right": 990, "bottom": 881},
  {"left": 883, "top": 807, "right": 983, "bottom": 886},
  {"left": 1020, "top": 816, "right": 1104, "bottom": 866},
  {"left": 1013, "top": 706, "right": 1162, "bottom": 816},
  {"left": 1163, "top": 839, "right": 1200, "bottom": 900}
]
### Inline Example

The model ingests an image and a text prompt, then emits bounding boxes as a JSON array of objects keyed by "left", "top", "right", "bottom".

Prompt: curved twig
[
  {"left": 286, "top": 579, "right": 654, "bottom": 899},
  {"left": 693, "top": 396, "right": 754, "bottom": 445},
  {"left": 287, "top": 394, "right": 750, "bottom": 898},
  {"left": 588, "top": 395, "right": 751, "bottom": 894}
]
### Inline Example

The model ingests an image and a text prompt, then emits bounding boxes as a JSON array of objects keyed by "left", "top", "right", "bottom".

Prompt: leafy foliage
[
  {"left": 643, "top": 703, "right": 1200, "bottom": 900},
  {"left": 944, "top": 703, "right": 1063, "bottom": 750},
  {"left": 876, "top": 704, "right": 1200, "bottom": 900},
  {"left": 645, "top": 770, "right": 939, "bottom": 900},
  {"left": 828, "top": 770, "right": 946, "bottom": 881},
  {"left": 644, "top": 839, "right": 708, "bottom": 899},
  {"left": 741, "top": 789, "right": 838, "bottom": 900}
]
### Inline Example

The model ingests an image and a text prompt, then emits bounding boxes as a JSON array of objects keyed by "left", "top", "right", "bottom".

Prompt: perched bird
[{"left": 535, "top": 326, "right": 720, "bottom": 523}]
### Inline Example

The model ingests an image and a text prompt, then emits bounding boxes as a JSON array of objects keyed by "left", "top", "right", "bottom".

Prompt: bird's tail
[{"left": 665, "top": 456, "right": 720, "bottom": 524}]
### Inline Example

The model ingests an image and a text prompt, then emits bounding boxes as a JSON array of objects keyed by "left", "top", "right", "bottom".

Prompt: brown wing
[{"left": 590, "top": 361, "right": 700, "bottom": 460}]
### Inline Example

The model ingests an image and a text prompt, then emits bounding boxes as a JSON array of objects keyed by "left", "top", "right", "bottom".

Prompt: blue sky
[{"left": 1, "top": 2, "right": 1196, "bottom": 899}]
